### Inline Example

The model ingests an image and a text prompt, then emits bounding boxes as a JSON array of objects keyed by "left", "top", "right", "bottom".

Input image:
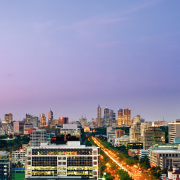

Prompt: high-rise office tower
[
  {"left": 124, "top": 109, "right": 132, "bottom": 126},
  {"left": 13, "top": 121, "right": 24, "bottom": 135},
  {"left": 104, "top": 106, "right": 110, "bottom": 126},
  {"left": 30, "top": 116, "right": 39, "bottom": 128},
  {"left": 5, "top": 113, "right": 13, "bottom": 124},
  {"left": 26, "top": 113, "right": 32, "bottom": 124},
  {"left": 40, "top": 113, "right": 46, "bottom": 127},
  {"left": 48, "top": 109, "right": 53, "bottom": 125},
  {"left": 118, "top": 109, "right": 123, "bottom": 126},
  {"left": 97, "top": 104, "right": 101, "bottom": 119}
]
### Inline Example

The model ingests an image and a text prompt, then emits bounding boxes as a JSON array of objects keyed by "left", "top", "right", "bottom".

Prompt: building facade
[
  {"left": 40, "top": 113, "right": 46, "bottom": 127},
  {"left": 130, "top": 122, "right": 141, "bottom": 143},
  {"left": 13, "top": 121, "right": 24, "bottom": 135},
  {"left": 59, "top": 117, "right": 68, "bottom": 126},
  {"left": 5, "top": 113, "right": 13, "bottom": 124},
  {"left": 142, "top": 127, "right": 165, "bottom": 150},
  {"left": 0, "top": 151, "right": 12, "bottom": 180},
  {"left": 25, "top": 142, "right": 100, "bottom": 180},
  {"left": 48, "top": 109, "right": 53, "bottom": 125},
  {"left": 168, "top": 119, "right": 180, "bottom": 143},
  {"left": 30, "top": 129, "right": 47, "bottom": 147}
]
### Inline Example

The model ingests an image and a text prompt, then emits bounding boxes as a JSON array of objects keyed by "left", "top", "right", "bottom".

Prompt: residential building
[
  {"left": 5, "top": 113, "right": 13, "bottom": 124},
  {"left": 12, "top": 148, "right": 26, "bottom": 165},
  {"left": 115, "top": 129, "right": 125, "bottom": 139},
  {"left": 25, "top": 142, "right": 100, "bottom": 179},
  {"left": 30, "top": 129, "right": 47, "bottom": 147},
  {"left": 142, "top": 126, "right": 165, "bottom": 149},
  {"left": 0, "top": 151, "right": 12, "bottom": 180},
  {"left": 168, "top": 119, "right": 180, "bottom": 143}
]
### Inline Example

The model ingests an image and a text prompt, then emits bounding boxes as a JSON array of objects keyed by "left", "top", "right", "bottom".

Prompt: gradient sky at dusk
[{"left": 0, "top": 1, "right": 180, "bottom": 122}]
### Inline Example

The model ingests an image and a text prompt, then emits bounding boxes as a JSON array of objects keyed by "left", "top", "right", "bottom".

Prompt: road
[{"left": 91, "top": 137, "right": 148, "bottom": 180}]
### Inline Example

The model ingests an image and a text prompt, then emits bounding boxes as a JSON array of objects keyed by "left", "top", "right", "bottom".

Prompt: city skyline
[{"left": 0, "top": 1, "right": 180, "bottom": 122}]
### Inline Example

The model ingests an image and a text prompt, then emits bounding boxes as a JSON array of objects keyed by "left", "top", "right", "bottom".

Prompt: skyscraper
[
  {"left": 104, "top": 106, "right": 110, "bottom": 126},
  {"left": 26, "top": 113, "right": 32, "bottom": 124},
  {"left": 48, "top": 109, "right": 53, "bottom": 125},
  {"left": 124, "top": 109, "right": 132, "bottom": 126},
  {"left": 117, "top": 109, "right": 132, "bottom": 126},
  {"left": 40, "top": 113, "right": 46, "bottom": 127},
  {"left": 5, "top": 113, "right": 13, "bottom": 124},
  {"left": 97, "top": 104, "right": 101, "bottom": 119},
  {"left": 118, "top": 109, "right": 123, "bottom": 126}
]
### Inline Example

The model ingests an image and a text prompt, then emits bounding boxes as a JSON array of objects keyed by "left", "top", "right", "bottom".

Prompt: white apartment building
[
  {"left": 25, "top": 141, "right": 100, "bottom": 180},
  {"left": 12, "top": 148, "right": 26, "bottom": 165},
  {"left": 168, "top": 119, "right": 180, "bottom": 143},
  {"left": 30, "top": 129, "right": 47, "bottom": 147}
]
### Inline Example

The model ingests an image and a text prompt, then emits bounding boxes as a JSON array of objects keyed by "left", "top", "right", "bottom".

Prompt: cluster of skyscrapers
[{"left": 94, "top": 104, "right": 132, "bottom": 127}]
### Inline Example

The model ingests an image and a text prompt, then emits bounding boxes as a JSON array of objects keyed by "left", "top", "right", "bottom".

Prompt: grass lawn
[{"left": 13, "top": 173, "right": 25, "bottom": 180}]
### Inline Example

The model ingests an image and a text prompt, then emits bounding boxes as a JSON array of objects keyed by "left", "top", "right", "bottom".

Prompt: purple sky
[{"left": 0, "top": 0, "right": 180, "bottom": 122}]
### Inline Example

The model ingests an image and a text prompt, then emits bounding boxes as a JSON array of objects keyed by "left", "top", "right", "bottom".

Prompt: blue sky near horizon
[{"left": 0, "top": 0, "right": 180, "bottom": 122}]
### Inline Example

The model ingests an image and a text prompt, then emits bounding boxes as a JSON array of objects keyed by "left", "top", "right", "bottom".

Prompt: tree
[
  {"left": 151, "top": 166, "right": 162, "bottom": 179},
  {"left": 162, "top": 167, "right": 168, "bottom": 175},
  {"left": 117, "top": 169, "right": 133, "bottom": 180},
  {"left": 140, "top": 155, "right": 150, "bottom": 169}
]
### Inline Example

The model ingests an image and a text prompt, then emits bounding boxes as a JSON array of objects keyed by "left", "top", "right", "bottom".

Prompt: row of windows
[
  {"left": 32, "top": 149, "right": 93, "bottom": 155},
  {"left": 67, "top": 171, "right": 93, "bottom": 176},
  {"left": 28, "top": 166, "right": 57, "bottom": 170},
  {"left": 67, "top": 166, "right": 93, "bottom": 170},
  {"left": 32, "top": 171, "right": 57, "bottom": 176}
]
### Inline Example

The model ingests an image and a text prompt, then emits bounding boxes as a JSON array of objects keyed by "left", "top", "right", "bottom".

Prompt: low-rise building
[
  {"left": 150, "top": 150, "right": 180, "bottom": 169},
  {"left": 12, "top": 148, "right": 26, "bottom": 165},
  {"left": 114, "top": 135, "right": 129, "bottom": 147},
  {"left": 168, "top": 166, "right": 180, "bottom": 180}
]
